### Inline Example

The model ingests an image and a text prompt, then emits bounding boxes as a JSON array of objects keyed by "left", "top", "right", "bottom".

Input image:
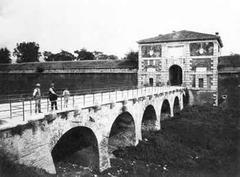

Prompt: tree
[
  {"left": 44, "top": 50, "right": 75, "bottom": 61},
  {"left": 0, "top": 47, "right": 11, "bottom": 64},
  {"left": 125, "top": 50, "right": 138, "bottom": 63},
  {"left": 74, "top": 48, "right": 95, "bottom": 60},
  {"left": 122, "top": 50, "right": 139, "bottom": 68},
  {"left": 13, "top": 42, "right": 41, "bottom": 63},
  {"left": 108, "top": 55, "right": 118, "bottom": 60},
  {"left": 43, "top": 51, "right": 54, "bottom": 61},
  {"left": 92, "top": 51, "right": 119, "bottom": 60}
]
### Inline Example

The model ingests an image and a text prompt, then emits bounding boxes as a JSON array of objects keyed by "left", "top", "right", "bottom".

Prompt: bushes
[{"left": 0, "top": 153, "right": 54, "bottom": 177}]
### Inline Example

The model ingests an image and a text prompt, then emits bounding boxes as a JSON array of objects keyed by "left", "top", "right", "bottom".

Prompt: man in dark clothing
[{"left": 49, "top": 83, "right": 58, "bottom": 110}]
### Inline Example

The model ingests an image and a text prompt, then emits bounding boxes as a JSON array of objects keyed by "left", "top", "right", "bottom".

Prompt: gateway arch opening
[{"left": 169, "top": 65, "right": 182, "bottom": 86}]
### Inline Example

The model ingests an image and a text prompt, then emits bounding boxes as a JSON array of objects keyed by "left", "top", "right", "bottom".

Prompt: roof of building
[{"left": 137, "top": 30, "right": 223, "bottom": 47}]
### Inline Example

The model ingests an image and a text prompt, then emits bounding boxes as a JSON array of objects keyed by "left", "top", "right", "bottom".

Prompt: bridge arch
[
  {"left": 51, "top": 126, "right": 99, "bottom": 171},
  {"left": 183, "top": 89, "right": 189, "bottom": 106},
  {"left": 173, "top": 96, "right": 181, "bottom": 115},
  {"left": 108, "top": 112, "right": 136, "bottom": 156},
  {"left": 160, "top": 99, "right": 171, "bottom": 121},
  {"left": 141, "top": 105, "right": 157, "bottom": 139}
]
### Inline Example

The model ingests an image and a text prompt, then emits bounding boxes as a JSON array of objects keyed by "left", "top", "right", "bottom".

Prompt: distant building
[{"left": 137, "top": 30, "right": 223, "bottom": 105}]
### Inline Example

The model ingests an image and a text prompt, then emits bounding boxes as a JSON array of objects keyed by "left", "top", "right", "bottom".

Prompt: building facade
[{"left": 137, "top": 30, "right": 223, "bottom": 105}]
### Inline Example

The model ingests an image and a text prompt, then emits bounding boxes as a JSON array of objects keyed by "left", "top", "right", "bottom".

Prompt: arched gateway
[{"left": 169, "top": 65, "right": 183, "bottom": 86}]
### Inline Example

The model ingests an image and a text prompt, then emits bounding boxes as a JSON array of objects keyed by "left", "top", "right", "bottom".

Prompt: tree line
[{"left": 0, "top": 42, "right": 138, "bottom": 64}]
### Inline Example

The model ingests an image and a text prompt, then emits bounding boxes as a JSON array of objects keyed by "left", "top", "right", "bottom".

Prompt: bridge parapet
[{"left": 0, "top": 86, "right": 185, "bottom": 130}]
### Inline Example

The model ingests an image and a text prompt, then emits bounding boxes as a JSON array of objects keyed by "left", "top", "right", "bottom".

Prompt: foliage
[
  {"left": 218, "top": 76, "right": 240, "bottom": 108},
  {"left": 119, "top": 50, "right": 138, "bottom": 68},
  {"left": 0, "top": 153, "right": 54, "bottom": 177},
  {"left": 0, "top": 47, "right": 11, "bottom": 64},
  {"left": 108, "top": 55, "right": 118, "bottom": 60},
  {"left": 113, "top": 105, "right": 240, "bottom": 177},
  {"left": 44, "top": 50, "right": 75, "bottom": 61},
  {"left": 13, "top": 42, "right": 41, "bottom": 63},
  {"left": 93, "top": 51, "right": 118, "bottom": 60},
  {"left": 125, "top": 50, "right": 138, "bottom": 63},
  {"left": 74, "top": 48, "right": 95, "bottom": 60}
]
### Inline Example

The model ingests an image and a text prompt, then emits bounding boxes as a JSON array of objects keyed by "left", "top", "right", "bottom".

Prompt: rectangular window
[
  {"left": 192, "top": 75, "right": 196, "bottom": 87},
  {"left": 199, "top": 78, "right": 204, "bottom": 88},
  {"left": 149, "top": 60, "right": 154, "bottom": 65}
]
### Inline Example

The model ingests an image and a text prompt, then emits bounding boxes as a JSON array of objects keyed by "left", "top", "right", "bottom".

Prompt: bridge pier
[
  {"left": 0, "top": 124, "right": 56, "bottom": 174},
  {"left": 98, "top": 136, "right": 111, "bottom": 172}
]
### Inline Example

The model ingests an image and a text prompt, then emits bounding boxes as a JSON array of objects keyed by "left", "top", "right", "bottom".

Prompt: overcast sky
[{"left": 0, "top": 0, "right": 239, "bottom": 58}]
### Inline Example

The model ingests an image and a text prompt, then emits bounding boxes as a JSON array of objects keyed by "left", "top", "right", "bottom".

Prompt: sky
[{"left": 0, "top": 0, "right": 239, "bottom": 59}]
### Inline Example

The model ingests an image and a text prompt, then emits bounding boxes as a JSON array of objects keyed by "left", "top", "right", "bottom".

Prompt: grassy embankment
[{"left": 102, "top": 105, "right": 240, "bottom": 177}]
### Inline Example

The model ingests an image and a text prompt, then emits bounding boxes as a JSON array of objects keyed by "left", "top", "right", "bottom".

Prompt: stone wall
[{"left": 0, "top": 72, "right": 137, "bottom": 98}]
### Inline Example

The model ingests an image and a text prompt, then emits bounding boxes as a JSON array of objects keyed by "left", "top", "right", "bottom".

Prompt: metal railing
[
  {"left": 0, "top": 84, "right": 137, "bottom": 103},
  {"left": 0, "top": 86, "right": 184, "bottom": 122}
]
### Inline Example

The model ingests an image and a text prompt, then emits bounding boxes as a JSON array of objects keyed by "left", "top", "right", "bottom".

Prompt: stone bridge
[{"left": 0, "top": 86, "right": 187, "bottom": 174}]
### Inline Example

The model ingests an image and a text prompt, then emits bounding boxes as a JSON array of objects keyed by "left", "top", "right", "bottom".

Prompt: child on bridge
[{"left": 33, "top": 83, "right": 42, "bottom": 113}]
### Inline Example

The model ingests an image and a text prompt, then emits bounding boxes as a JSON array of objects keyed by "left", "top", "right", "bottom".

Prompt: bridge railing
[
  {"left": 0, "top": 83, "right": 138, "bottom": 103},
  {"left": 0, "top": 86, "right": 183, "bottom": 122}
]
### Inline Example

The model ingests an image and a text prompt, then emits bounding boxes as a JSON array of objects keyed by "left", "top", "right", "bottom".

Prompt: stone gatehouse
[{"left": 137, "top": 30, "right": 223, "bottom": 105}]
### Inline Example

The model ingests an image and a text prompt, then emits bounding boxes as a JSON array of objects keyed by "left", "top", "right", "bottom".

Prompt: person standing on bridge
[
  {"left": 33, "top": 83, "right": 42, "bottom": 113},
  {"left": 49, "top": 82, "right": 58, "bottom": 111},
  {"left": 62, "top": 88, "right": 70, "bottom": 108}
]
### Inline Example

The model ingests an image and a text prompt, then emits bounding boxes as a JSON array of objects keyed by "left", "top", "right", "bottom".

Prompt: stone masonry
[
  {"left": 0, "top": 86, "right": 185, "bottom": 174},
  {"left": 137, "top": 30, "right": 223, "bottom": 105}
]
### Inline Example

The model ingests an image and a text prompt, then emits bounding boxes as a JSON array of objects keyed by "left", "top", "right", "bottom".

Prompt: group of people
[{"left": 33, "top": 82, "right": 70, "bottom": 113}]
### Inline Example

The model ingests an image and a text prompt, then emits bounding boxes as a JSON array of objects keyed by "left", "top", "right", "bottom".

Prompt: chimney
[{"left": 215, "top": 32, "right": 219, "bottom": 36}]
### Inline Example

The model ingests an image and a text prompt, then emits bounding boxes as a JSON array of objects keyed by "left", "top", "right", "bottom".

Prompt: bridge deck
[{"left": 0, "top": 86, "right": 184, "bottom": 130}]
